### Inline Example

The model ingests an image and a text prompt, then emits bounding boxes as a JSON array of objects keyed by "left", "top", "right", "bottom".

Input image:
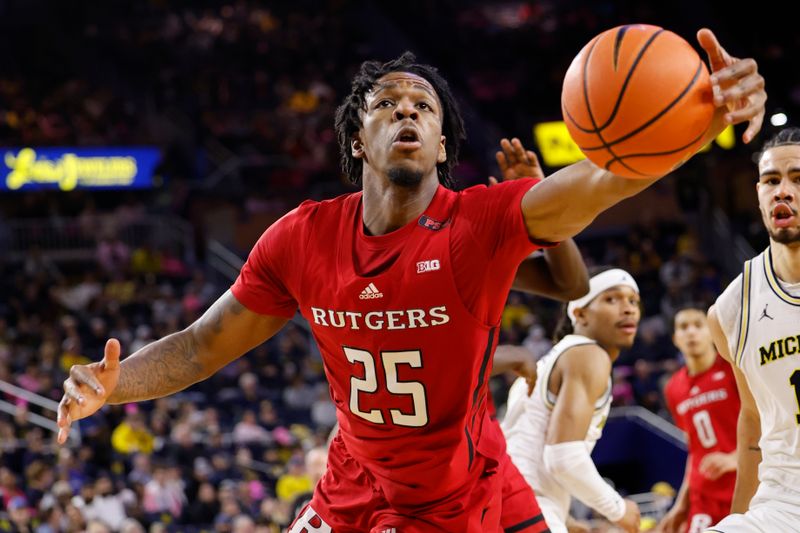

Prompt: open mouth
[
  {"left": 392, "top": 127, "right": 422, "bottom": 149},
  {"left": 772, "top": 203, "right": 797, "bottom": 228},
  {"left": 616, "top": 321, "right": 637, "bottom": 334}
]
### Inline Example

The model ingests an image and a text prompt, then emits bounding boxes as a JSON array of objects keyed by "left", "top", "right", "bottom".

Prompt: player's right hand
[
  {"left": 614, "top": 499, "right": 641, "bottom": 533},
  {"left": 696, "top": 28, "right": 766, "bottom": 145},
  {"left": 655, "top": 504, "right": 688, "bottom": 533},
  {"left": 57, "top": 338, "right": 121, "bottom": 444}
]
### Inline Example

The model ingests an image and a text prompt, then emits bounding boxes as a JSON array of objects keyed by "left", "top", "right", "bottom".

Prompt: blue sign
[{"left": 1, "top": 147, "right": 161, "bottom": 191}]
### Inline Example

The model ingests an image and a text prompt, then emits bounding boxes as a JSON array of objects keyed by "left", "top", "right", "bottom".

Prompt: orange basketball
[{"left": 561, "top": 24, "right": 715, "bottom": 179}]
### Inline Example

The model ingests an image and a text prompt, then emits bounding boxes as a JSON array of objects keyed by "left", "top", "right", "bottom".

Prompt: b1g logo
[{"left": 416, "top": 259, "right": 441, "bottom": 274}]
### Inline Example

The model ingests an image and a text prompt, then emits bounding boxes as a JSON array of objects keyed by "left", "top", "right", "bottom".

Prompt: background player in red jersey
[
  {"left": 658, "top": 307, "right": 740, "bottom": 533},
  {"left": 57, "top": 32, "right": 765, "bottom": 531}
]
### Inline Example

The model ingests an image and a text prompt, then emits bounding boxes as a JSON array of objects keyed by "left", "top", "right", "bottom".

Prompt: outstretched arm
[
  {"left": 58, "top": 290, "right": 287, "bottom": 443},
  {"left": 521, "top": 28, "right": 766, "bottom": 243},
  {"left": 708, "top": 305, "right": 761, "bottom": 512}
]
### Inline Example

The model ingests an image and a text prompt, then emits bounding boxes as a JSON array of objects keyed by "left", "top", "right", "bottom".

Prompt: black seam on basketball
[
  {"left": 582, "top": 32, "right": 641, "bottom": 176},
  {"left": 563, "top": 105, "right": 596, "bottom": 133},
  {"left": 576, "top": 28, "right": 665, "bottom": 134},
  {"left": 605, "top": 126, "right": 707, "bottom": 165},
  {"left": 595, "top": 28, "right": 665, "bottom": 132},
  {"left": 613, "top": 25, "right": 632, "bottom": 71},
  {"left": 580, "top": 59, "right": 706, "bottom": 151}
]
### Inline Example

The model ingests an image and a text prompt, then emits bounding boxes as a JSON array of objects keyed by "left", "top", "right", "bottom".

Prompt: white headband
[{"left": 567, "top": 269, "right": 639, "bottom": 326}]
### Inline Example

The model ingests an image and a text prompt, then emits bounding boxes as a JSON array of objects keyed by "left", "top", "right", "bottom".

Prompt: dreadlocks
[{"left": 334, "top": 52, "right": 466, "bottom": 189}]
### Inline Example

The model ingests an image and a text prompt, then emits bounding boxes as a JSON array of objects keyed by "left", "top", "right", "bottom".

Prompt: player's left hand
[
  {"left": 698, "top": 451, "right": 737, "bottom": 480},
  {"left": 696, "top": 28, "right": 766, "bottom": 144},
  {"left": 489, "top": 137, "right": 545, "bottom": 185}
]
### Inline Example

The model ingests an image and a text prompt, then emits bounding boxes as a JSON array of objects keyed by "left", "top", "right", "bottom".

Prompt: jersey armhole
[
  {"left": 542, "top": 340, "right": 602, "bottom": 410},
  {"left": 733, "top": 260, "right": 753, "bottom": 368}
]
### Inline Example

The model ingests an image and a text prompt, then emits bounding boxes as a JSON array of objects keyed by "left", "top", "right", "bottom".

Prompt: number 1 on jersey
[
  {"left": 344, "top": 347, "right": 429, "bottom": 427},
  {"left": 790, "top": 369, "right": 800, "bottom": 424}
]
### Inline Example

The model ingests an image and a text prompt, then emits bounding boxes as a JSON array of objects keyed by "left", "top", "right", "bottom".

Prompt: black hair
[
  {"left": 670, "top": 304, "right": 708, "bottom": 335},
  {"left": 334, "top": 51, "right": 466, "bottom": 188},
  {"left": 553, "top": 265, "right": 616, "bottom": 342},
  {"left": 756, "top": 127, "right": 800, "bottom": 163}
]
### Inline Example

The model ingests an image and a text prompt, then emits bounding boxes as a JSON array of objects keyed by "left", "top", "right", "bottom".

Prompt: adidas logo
[{"left": 359, "top": 283, "right": 383, "bottom": 299}]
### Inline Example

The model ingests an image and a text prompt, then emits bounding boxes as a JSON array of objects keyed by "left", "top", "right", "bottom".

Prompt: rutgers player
[
  {"left": 659, "top": 307, "right": 739, "bottom": 533},
  {"left": 56, "top": 35, "right": 765, "bottom": 531}
]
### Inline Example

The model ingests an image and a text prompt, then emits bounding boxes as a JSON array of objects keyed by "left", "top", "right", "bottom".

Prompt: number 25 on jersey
[{"left": 344, "top": 347, "right": 429, "bottom": 427}]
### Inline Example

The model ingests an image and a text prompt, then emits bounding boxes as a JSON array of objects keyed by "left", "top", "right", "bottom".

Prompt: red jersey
[
  {"left": 232, "top": 179, "right": 541, "bottom": 512},
  {"left": 664, "top": 356, "right": 740, "bottom": 509}
]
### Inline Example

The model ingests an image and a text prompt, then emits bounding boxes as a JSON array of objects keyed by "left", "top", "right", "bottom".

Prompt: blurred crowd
[
  {"left": 0, "top": 199, "right": 336, "bottom": 530},
  {"left": 1, "top": 0, "right": 794, "bottom": 530}
]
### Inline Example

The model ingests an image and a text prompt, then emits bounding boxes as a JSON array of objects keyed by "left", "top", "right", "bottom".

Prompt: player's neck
[
  {"left": 685, "top": 349, "right": 717, "bottom": 375},
  {"left": 770, "top": 242, "right": 800, "bottom": 284},
  {"left": 361, "top": 173, "right": 439, "bottom": 236}
]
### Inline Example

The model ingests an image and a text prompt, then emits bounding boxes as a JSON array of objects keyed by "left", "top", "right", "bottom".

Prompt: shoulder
[
  {"left": 258, "top": 193, "right": 357, "bottom": 246},
  {"left": 457, "top": 178, "right": 540, "bottom": 203},
  {"left": 285, "top": 192, "right": 358, "bottom": 228},
  {"left": 664, "top": 367, "right": 688, "bottom": 396},
  {"left": 557, "top": 341, "right": 611, "bottom": 378}
]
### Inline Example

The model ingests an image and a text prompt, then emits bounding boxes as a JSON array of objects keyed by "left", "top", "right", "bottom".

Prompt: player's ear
[
  {"left": 573, "top": 307, "right": 586, "bottom": 325},
  {"left": 437, "top": 135, "right": 447, "bottom": 164},
  {"left": 352, "top": 134, "right": 365, "bottom": 159}
]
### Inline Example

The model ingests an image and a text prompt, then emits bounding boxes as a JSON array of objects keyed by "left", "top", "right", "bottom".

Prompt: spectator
[
  {"left": 275, "top": 456, "right": 312, "bottom": 504},
  {"left": 232, "top": 410, "right": 271, "bottom": 446},
  {"left": 111, "top": 410, "right": 155, "bottom": 455},
  {"left": 142, "top": 463, "right": 185, "bottom": 518}
]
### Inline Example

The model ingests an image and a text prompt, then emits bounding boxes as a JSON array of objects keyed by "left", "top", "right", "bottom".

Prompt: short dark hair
[
  {"left": 334, "top": 52, "right": 466, "bottom": 188},
  {"left": 670, "top": 305, "right": 707, "bottom": 334},
  {"left": 553, "top": 265, "right": 616, "bottom": 342},
  {"left": 756, "top": 127, "right": 800, "bottom": 163}
]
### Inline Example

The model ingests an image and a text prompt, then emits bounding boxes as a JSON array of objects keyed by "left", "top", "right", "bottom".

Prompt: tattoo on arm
[{"left": 108, "top": 295, "right": 246, "bottom": 404}]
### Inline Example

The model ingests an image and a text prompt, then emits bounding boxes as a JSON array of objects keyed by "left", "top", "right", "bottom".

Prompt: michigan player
[
  {"left": 660, "top": 307, "right": 739, "bottom": 533},
  {"left": 705, "top": 128, "right": 800, "bottom": 532},
  {"left": 502, "top": 268, "right": 643, "bottom": 533},
  {"left": 58, "top": 34, "right": 765, "bottom": 531}
]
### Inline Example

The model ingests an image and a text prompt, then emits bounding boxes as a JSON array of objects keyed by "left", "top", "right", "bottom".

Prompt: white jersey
[
  {"left": 502, "top": 334, "right": 613, "bottom": 521},
  {"left": 716, "top": 246, "right": 800, "bottom": 496}
]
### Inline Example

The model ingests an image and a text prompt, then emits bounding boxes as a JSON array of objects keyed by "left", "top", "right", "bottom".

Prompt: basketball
[{"left": 561, "top": 24, "right": 715, "bottom": 179}]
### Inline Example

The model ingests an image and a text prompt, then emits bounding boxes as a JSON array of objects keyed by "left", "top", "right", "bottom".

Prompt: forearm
[
  {"left": 511, "top": 239, "right": 589, "bottom": 300},
  {"left": 107, "top": 290, "right": 283, "bottom": 404},
  {"left": 731, "top": 413, "right": 762, "bottom": 513},
  {"left": 108, "top": 328, "right": 207, "bottom": 404},
  {"left": 491, "top": 345, "right": 534, "bottom": 377},
  {"left": 544, "top": 441, "right": 625, "bottom": 522},
  {"left": 672, "top": 457, "right": 691, "bottom": 513},
  {"left": 524, "top": 160, "right": 659, "bottom": 243}
]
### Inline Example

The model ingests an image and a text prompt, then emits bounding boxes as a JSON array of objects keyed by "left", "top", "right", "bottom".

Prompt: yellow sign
[
  {"left": 533, "top": 122, "right": 735, "bottom": 167},
  {"left": 4, "top": 148, "right": 139, "bottom": 191},
  {"left": 533, "top": 121, "right": 586, "bottom": 167}
]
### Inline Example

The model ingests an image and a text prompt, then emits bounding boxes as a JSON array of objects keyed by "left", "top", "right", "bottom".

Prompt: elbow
[
  {"left": 550, "top": 276, "right": 590, "bottom": 301},
  {"left": 562, "top": 277, "right": 590, "bottom": 301}
]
